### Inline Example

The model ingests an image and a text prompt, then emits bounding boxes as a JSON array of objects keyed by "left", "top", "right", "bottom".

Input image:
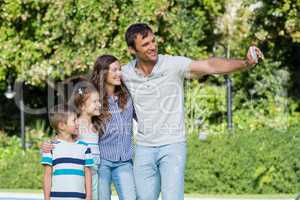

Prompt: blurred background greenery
[{"left": 0, "top": 0, "right": 299, "bottom": 194}]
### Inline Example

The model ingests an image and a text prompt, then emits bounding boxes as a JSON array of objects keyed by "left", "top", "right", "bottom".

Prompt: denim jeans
[
  {"left": 91, "top": 156, "right": 100, "bottom": 200},
  {"left": 91, "top": 166, "right": 99, "bottom": 200},
  {"left": 98, "top": 159, "right": 136, "bottom": 200},
  {"left": 134, "top": 142, "right": 186, "bottom": 200}
]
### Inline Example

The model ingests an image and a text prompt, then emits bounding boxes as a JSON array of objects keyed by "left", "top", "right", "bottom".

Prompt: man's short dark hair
[{"left": 125, "top": 23, "right": 153, "bottom": 49}]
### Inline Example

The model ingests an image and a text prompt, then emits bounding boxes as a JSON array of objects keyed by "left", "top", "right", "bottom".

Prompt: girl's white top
[{"left": 77, "top": 119, "right": 100, "bottom": 164}]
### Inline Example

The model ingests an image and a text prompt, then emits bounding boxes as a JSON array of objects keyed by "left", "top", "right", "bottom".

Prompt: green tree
[
  {"left": 248, "top": 0, "right": 300, "bottom": 100},
  {"left": 0, "top": 0, "right": 224, "bottom": 86}
]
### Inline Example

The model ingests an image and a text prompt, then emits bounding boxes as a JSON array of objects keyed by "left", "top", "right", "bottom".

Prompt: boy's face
[{"left": 63, "top": 113, "right": 78, "bottom": 135}]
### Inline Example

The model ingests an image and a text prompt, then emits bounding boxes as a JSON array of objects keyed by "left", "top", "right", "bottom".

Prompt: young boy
[{"left": 41, "top": 104, "right": 93, "bottom": 200}]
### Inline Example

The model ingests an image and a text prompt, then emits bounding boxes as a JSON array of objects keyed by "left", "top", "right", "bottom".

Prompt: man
[{"left": 121, "top": 23, "right": 263, "bottom": 200}]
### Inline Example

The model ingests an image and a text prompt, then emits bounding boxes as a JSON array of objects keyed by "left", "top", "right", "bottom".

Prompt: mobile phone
[{"left": 250, "top": 46, "right": 258, "bottom": 63}]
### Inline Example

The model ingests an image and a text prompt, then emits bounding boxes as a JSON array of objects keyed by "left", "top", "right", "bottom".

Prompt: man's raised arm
[{"left": 188, "top": 46, "right": 264, "bottom": 77}]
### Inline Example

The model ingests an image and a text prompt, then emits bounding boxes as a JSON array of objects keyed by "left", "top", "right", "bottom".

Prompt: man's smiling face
[{"left": 130, "top": 32, "right": 158, "bottom": 63}]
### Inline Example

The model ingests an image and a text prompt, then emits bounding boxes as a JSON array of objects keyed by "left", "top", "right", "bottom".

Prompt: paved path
[{"left": 0, "top": 192, "right": 295, "bottom": 200}]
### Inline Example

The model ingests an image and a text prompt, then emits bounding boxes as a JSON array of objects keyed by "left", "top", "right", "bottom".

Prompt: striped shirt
[
  {"left": 41, "top": 139, "right": 94, "bottom": 200},
  {"left": 99, "top": 96, "right": 134, "bottom": 162},
  {"left": 77, "top": 120, "right": 100, "bottom": 164}
]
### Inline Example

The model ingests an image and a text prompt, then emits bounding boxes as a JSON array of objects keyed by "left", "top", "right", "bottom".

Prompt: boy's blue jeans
[
  {"left": 98, "top": 159, "right": 136, "bottom": 200},
  {"left": 133, "top": 142, "right": 187, "bottom": 200}
]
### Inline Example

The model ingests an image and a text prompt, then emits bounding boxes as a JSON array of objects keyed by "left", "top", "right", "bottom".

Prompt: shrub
[
  {"left": 0, "top": 133, "right": 43, "bottom": 189},
  {"left": 1, "top": 126, "right": 300, "bottom": 193},
  {"left": 185, "top": 126, "right": 300, "bottom": 194}
]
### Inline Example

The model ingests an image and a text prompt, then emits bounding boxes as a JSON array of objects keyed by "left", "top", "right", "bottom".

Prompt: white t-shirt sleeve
[
  {"left": 41, "top": 152, "right": 53, "bottom": 166},
  {"left": 84, "top": 147, "right": 94, "bottom": 167},
  {"left": 172, "top": 56, "right": 192, "bottom": 78}
]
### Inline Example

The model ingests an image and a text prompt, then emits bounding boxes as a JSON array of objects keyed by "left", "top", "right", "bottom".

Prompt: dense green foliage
[
  {"left": 0, "top": 132, "right": 43, "bottom": 189},
  {"left": 185, "top": 126, "right": 300, "bottom": 194},
  {"left": 0, "top": 0, "right": 299, "bottom": 133},
  {"left": 248, "top": 0, "right": 300, "bottom": 100},
  {"left": 1, "top": 126, "right": 300, "bottom": 193},
  {"left": 0, "top": 0, "right": 225, "bottom": 86}
]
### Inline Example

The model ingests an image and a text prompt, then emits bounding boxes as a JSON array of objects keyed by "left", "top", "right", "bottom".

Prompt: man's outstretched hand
[{"left": 246, "top": 46, "right": 264, "bottom": 66}]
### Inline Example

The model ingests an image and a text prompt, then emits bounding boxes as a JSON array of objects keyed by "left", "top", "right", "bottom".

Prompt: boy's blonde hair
[{"left": 48, "top": 104, "right": 76, "bottom": 132}]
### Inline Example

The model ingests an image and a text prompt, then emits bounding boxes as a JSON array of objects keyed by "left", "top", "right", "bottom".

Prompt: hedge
[
  {"left": 0, "top": 126, "right": 300, "bottom": 194},
  {"left": 186, "top": 126, "right": 300, "bottom": 194}
]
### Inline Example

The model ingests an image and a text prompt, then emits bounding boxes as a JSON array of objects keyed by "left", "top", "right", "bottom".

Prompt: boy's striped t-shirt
[{"left": 41, "top": 139, "right": 94, "bottom": 200}]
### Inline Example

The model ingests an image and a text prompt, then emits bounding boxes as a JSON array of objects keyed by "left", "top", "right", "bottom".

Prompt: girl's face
[
  {"left": 106, "top": 61, "right": 122, "bottom": 86},
  {"left": 81, "top": 91, "right": 101, "bottom": 116}
]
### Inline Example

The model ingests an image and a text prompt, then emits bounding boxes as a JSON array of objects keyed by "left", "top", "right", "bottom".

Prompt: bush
[
  {"left": 1, "top": 126, "right": 300, "bottom": 193},
  {"left": 185, "top": 126, "right": 300, "bottom": 194},
  {"left": 0, "top": 133, "right": 43, "bottom": 189}
]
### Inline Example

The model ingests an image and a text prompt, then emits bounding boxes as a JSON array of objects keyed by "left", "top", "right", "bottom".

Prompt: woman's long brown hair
[{"left": 91, "top": 55, "right": 128, "bottom": 134}]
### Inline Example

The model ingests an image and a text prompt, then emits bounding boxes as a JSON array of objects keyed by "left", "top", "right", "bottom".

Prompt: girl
[
  {"left": 69, "top": 80, "right": 102, "bottom": 200},
  {"left": 91, "top": 55, "right": 136, "bottom": 200}
]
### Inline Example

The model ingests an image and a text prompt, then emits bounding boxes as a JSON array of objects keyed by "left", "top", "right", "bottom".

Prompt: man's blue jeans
[
  {"left": 134, "top": 142, "right": 187, "bottom": 200},
  {"left": 98, "top": 159, "right": 136, "bottom": 200}
]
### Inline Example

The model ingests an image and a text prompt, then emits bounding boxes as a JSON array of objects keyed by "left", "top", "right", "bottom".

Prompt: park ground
[{"left": 0, "top": 189, "right": 296, "bottom": 200}]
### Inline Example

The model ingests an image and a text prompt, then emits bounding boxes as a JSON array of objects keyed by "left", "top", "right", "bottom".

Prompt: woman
[{"left": 91, "top": 55, "right": 136, "bottom": 200}]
